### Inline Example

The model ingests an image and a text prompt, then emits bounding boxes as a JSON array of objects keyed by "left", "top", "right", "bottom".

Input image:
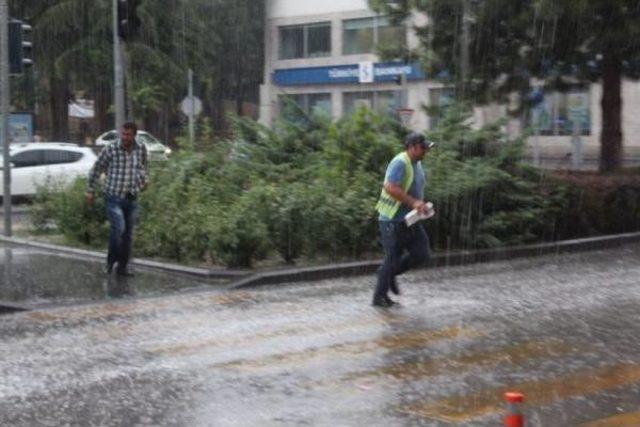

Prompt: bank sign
[{"left": 273, "top": 62, "right": 426, "bottom": 86}]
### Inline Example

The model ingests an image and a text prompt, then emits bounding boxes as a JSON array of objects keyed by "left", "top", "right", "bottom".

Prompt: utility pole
[
  {"left": 1, "top": 0, "right": 11, "bottom": 236},
  {"left": 113, "top": 0, "right": 125, "bottom": 130},
  {"left": 460, "top": 0, "right": 470, "bottom": 98},
  {"left": 188, "top": 69, "right": 194, "bottom": 145}
]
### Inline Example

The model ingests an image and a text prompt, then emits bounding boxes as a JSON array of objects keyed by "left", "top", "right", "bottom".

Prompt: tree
[
  {"left": 369, "top": 0, "right": 640, "bottom": 172},
  {"left": 10, "top": 0, "right": 265, "bottom": 142}
]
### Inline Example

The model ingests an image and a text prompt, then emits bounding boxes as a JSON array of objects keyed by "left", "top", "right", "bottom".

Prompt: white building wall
[
  {"left": 261, "top": 0, "right": 640, "bottom": 159},
  {"left": 260, "top": 0, "right": 431, "bottom": 127},
  {"left": 269, "top": 0, "right": 369, "bottom": 18}
]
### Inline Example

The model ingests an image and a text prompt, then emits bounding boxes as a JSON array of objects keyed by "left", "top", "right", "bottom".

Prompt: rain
[{"left": 1, "top": 0, "right": 640, "bottom": 426}]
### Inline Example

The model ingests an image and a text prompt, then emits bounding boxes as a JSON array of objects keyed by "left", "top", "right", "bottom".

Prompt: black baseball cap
[{"left": 405, "top": 132, "right": 436, "bottom": 149}]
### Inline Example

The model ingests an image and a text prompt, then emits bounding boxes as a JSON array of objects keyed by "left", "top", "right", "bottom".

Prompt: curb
[
  {"left": 229, "top": 231, "right": 640, "bottom": 289},
  {"left": 1, "top": 231, "right": 640, "bottom": 291},
  {"left": 0, "top": 236, "right": 248, "bottom": 280},
  {"left": 0, "top": 300, "right": 30, "bottom": 314}
]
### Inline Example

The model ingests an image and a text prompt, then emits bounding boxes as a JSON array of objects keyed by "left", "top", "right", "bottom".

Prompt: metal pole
[
  {"left": 533, "top": 108, "right": 541, "bottom": 167},
  {"left": 400, "top": 68, "right": 408, "bottom": 109},
  {"left": 113, "top": 0, "right": 125, "bottom": 130},
  {"left": 572, "top": 117, "right": 583, "bottom": 170},
  {"left": 1, "top": 0, "right": 12, "bottom": 236},
  {"left": 188, "top": 68, "right": 194, "bottom": 145},
  {"left": 460, "top": 0, "right": 470, "bottom": 98}
]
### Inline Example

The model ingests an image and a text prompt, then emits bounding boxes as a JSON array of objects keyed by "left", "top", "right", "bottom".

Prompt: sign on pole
[{"left": 180, "top": 95, "right": 202, "bottom": 116}]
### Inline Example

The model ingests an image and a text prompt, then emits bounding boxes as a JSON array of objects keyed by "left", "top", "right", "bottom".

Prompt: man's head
[
  {"left": 405, "top": 132, "right": 435, "bottom": 161},
  {"left": 121, "top": 122, "right": 138, "bottom": 146}
]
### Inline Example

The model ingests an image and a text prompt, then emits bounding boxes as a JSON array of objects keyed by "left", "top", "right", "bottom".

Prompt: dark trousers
[
  {"left": 374, "top": 220, "right": 430, "bottom": 301},
  {"left": 106, "top": 195, "right": 138, "bottom": 272}
]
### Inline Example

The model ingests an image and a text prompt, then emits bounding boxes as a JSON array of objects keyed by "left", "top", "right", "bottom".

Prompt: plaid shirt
[{"left": 87, "top": 139, "right": 149, "bottom": 197}]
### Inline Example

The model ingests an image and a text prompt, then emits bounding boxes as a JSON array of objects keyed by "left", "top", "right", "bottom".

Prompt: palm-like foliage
[{"left": 9, "top": 0, "right": 265, "bottom": 141}]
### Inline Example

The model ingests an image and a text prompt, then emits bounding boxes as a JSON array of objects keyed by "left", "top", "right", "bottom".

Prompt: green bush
[
  {"left": 29, "top": 105, "right": 640, "bottom": 268},
  {"left": 31, "top": 178, "right": 108, "bottom": 246},
  {"left": 208, "top": 188, "right": 270, "bottom": 267}
]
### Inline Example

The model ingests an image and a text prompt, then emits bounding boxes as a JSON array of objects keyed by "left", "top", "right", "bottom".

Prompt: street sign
[
  {"left": 180, "top": 95, "right": 202, "bottom": 116},
  {"left": 358, "top": 61, "right": 374, "bottom": 84}
]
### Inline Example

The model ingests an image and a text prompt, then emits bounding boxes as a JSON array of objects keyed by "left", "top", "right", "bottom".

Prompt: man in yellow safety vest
[{"left": 373, "top": 132, "right": 435, "bottom": 307}]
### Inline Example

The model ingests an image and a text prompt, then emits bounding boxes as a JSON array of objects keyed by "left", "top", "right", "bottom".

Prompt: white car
[
  {"left": 95, "top": 130, "right": 172, "bottom": 161},
  {"left": 0, "top": 143, "right": 98, "bottom": 197}
]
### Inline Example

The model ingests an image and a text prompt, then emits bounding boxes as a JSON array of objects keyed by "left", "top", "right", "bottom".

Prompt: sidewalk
[{"left": 0, "top": 233, "right": 640, "bottom": 311}]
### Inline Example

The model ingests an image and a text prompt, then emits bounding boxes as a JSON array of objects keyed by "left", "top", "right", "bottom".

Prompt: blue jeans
[
  {"left": 374, "top": 221, "right": 430, "bottom": 301},
  {"left": 106, "top": 195, "right": 138, "bottom": 272}
]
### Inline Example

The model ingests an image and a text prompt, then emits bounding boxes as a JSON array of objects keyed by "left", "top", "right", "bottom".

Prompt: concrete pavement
[{"left": 2, "top": 242, "right": 640, "bottom": 425}]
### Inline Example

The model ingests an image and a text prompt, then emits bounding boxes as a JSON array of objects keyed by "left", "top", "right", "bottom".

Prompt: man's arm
[
  {"left": 138, "top": 144, "right": 149, "bottom": 190},
  {"left": 86, "top": 148, "right": 110, "bottom": 204},
  {"left": 384, "top": 182, "right": 428, "bottom": 214}
]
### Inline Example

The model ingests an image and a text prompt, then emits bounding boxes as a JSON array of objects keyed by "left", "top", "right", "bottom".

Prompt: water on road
[{"left": 1, "top": 242, "right": 640, "bottom": 426}]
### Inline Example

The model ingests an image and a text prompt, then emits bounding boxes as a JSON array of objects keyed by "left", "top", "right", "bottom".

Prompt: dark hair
[{"left": 122, "top": 122, "right": 138, "bottom": 133}]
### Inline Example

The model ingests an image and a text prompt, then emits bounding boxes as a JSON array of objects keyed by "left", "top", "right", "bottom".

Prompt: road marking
[
  {"left": 400, "top": 363, "right": 640, "bottom": 423},
  {"left": 208, "top": 326, "right": 480, "bottom": 371},
  {"left": 149, "top": 313, "right": 418, "bottom": 357},
  {"left": 581, "top": 412, "right": 640, "bottom": 427},
  {"left": 208, "top": 292, "right": 260, "bottom": 305},
  {"left": 341, "top": 340, "right": 574, "bottom": 384}
]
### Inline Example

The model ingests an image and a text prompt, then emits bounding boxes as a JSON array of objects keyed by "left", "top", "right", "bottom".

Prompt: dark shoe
[
  {"left": 104, "top": 263, "right": 114, "bottom": 274},
  {"left": 372, "top": 297, "right": 395, "bottom": 308},
  {"left": 385, "top": 295, "right": 398, "bottom": 306},
  {"left": 115, "top": 268, "right": 135, "bottom": 277},
  {"left": 389, "top": 277, "right": 400, "bottom": 295}
]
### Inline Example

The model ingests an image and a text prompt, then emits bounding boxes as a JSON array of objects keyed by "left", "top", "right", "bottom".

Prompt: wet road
[
  {"left": 0, "top": 245, "right": 225, "bottom": 308},
  {"left": 1, "top": 243, "right": 640, "bottom": 426}
]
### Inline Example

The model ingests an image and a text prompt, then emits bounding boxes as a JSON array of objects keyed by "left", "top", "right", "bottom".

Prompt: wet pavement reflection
[
  {"left": 0, "top": 244, "right": 225, "bottom": 308},
  {"left": 1, "top": 242, "right": 640, "bottom": 426}
]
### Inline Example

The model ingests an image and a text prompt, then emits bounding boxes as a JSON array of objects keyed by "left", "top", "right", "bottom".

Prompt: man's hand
[
  {"left": 412, "top": 200, "right": 428, "bottom": 215},
  {"left": 86, "top": 192, "right": 94, "bottom": 206}
]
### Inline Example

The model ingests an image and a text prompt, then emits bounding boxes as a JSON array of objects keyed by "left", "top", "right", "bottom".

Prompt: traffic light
[
  {"left": 8, "top": 19, "right": 32, "bottom": 75},
  {"left": 117, "top": 0, "right": 141, "bottom": 40}
]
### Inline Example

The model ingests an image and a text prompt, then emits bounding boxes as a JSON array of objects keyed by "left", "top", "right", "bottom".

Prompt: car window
[
  {"left": 42, "top": 149, "right": 82, "bottom": 165},
  {"left": 11, "top": 150, "right": 44, "bottom": 168},
  {"left": 104, "top": 132, "right": 117, "bottom": 140},
  {"left": 137, "top": 134, "right": 153, "bottom": 144}
]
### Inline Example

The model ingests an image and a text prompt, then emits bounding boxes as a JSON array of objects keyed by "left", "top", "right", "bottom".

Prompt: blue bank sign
[{"left": 273, "top": 62, "right": 426, "bottom": 86}]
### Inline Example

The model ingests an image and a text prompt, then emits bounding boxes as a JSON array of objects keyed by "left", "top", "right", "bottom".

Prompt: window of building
[
  {"left": 529, "top": 89, "right": 591, "bottom": 136},
  {"left": 343, "top": 91, "right": 401, "bottom": 115},
  {"left": 343, "top": 16, "right": 406, "bottom": 55},
  {"left": 279, "top": 22, "right": 331, "bottom": 60},
  {"left": 278, "top": 93, "right": 332, "bottom": 120}
]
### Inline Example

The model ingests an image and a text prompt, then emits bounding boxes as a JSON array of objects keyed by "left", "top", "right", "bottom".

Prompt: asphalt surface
[
  {"left": 0, "top": 244, "right": 226, "bottom": 309},
  {"left": 2, "top": 242, "right": 640, "bottom": 426}
]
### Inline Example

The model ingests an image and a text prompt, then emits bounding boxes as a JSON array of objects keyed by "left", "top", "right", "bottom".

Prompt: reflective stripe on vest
[{"left": 376, "top": 151, "right": 414, "bottom": 218}]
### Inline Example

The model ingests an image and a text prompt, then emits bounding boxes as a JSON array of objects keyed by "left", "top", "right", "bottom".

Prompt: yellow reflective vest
[{"left": 376, "top": 151, "right": 413, "bottom": 219}]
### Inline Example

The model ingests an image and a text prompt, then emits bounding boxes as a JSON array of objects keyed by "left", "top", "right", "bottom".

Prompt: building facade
[
  {"left": 260, "top": 0, "right": 640, "bottom": 164},
  {"left": 260, "top": 0, "right": 437, "bottom": 130}
]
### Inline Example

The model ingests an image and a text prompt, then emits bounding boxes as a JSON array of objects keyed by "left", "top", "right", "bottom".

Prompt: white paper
[{"left": 405, "top": 203, "right": 435, "bottom": 226}]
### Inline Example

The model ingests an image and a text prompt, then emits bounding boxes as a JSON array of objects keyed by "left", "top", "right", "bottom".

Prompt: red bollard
[{"left": 504, "top": 391, "right": 525, "bottom": 427}]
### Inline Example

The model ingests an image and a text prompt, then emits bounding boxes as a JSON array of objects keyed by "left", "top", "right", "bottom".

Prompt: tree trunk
[
  {"left": 94, "top": 84, "right": 110, "bottom": 134},
  {"left": 49, "top": 73, "right": 69, "bottom": 141},
  {"left": 600, "top": 50, "right": 623, "bottom": 173}
]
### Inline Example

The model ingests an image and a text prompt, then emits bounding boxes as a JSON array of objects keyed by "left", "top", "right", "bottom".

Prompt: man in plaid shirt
[{"left": 87, "top": 122, "right": 149, "bottom": 276}]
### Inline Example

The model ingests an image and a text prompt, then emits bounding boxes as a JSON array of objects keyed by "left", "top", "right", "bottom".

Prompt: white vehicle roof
[{"left": 10, "top": 142, "right": 87, "bottom": 150}]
